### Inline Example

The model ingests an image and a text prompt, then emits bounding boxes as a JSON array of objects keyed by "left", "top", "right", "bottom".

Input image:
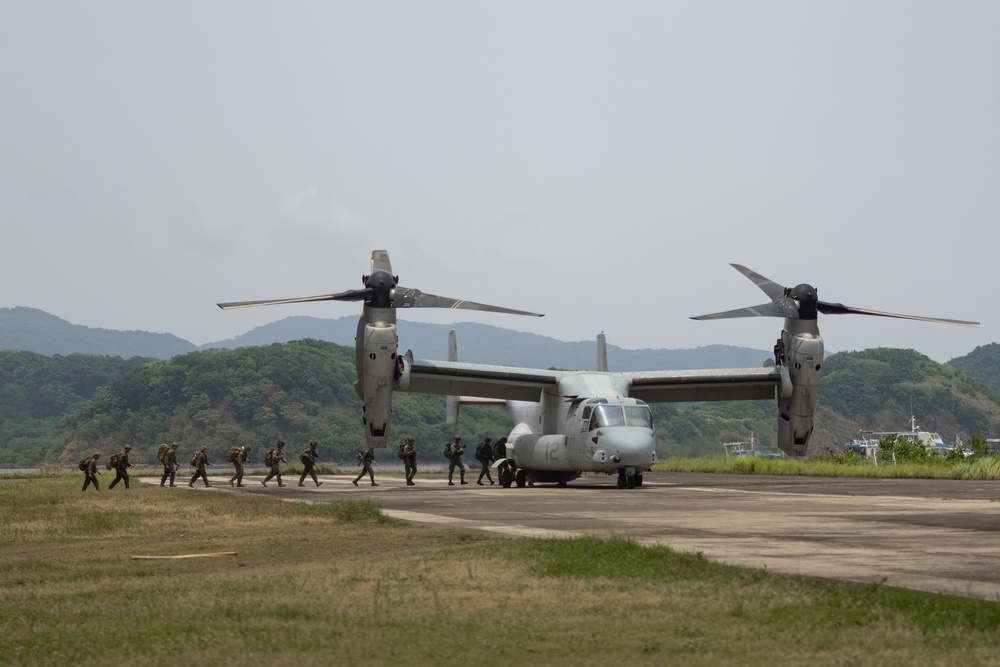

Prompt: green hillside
[
  {"left": 0, "top": 350, "right": 149, "bottom": 467},
  {"left": 58, "top": 339, "right": 511, "bottom": 467},
  {"left": 949, "top": 343, "right": 1000, "bottom": 395},
  {"left": 4, "top": 341, "right": 1000, "bottom": 468}
]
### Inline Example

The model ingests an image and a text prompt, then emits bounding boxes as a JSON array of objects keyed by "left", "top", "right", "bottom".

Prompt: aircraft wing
[
  {"left": 403, "top": 356, "right": 558, "bottom": 402},
  {"left": 622, "top": 367, "right": 782, "bottom": 403}
]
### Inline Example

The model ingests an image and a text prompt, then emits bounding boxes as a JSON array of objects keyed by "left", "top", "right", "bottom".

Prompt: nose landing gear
[{"left": 616, "top": 467, "right": 643, "bottom": 489}]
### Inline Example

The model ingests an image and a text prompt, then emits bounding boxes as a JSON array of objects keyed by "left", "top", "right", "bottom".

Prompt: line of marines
[{"left": 79, "top": 434, "right": 510, "bottom": 491}]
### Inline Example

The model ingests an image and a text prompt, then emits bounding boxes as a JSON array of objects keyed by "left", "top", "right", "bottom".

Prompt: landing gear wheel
[
  {"left": 626, "top": 475, "right": 636, "bottom": 489},
  {"left": 635, "top": 473, "right": 643, "bottom": 488},
  {"left": 499, "top": 465, "right": 513, "bottom": 488},
  {"left": 616, "top": 472, "right": 626, "bottom": 489},
  {"left": 515, "top": 469, "right": 527, "bottom": 488}
]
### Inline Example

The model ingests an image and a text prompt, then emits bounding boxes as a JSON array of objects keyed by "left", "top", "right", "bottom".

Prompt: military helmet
[{"left": 407, "top": 436, "right": 415, "bottom": 442}]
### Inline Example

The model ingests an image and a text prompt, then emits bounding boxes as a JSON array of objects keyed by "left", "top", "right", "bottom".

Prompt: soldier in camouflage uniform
[
  {"left": 160, "top": 442, "right": 180, "bottom": 487},
  {"left": 401, "top": 436, "right": 417, "bottom": 486},
  {"left": 108, "top": 444, "right": 133, "bottom": 490},
  {"left": 447, "top": 435, "right": 467, "bottom": 486},
  {"left": 476, "top": 437, "right": 495, "bottom": 485},
  {"left": 262, "top": 440, "right": 287, "bottom": 487},
  {"left": 188, "top": 445, "right": 212, "bottom": 487},
  {"left": 352, "top": 447, "right": 378, "bottom": 486},
  {"left": 230, "top": 446, "right": 251, "bottom": 487},
  {"left": 298, "top": 441, "right": 323, "bottom": 487},
  {"left": 82, "top": 452, "right": 101, "bottom": 492}
]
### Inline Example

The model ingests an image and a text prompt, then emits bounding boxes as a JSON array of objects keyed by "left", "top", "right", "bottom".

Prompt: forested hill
[
  {"left": 0, "top": 351, "right": 149, "bottom": 466},
  {"left": 948, "top": 343, "right": 1000, "bottom": 395},
  {"left": 5, "top": 341, "right": 1000, "bottom": 468},
  {"left": 811, "top": 348, "right": 1000, "bottom": 450},
  {"left": 57, "top": 339, "right": 513, "bottom": 468}
]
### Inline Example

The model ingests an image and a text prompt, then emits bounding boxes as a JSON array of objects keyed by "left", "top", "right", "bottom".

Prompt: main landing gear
[{"left": 616, "top": 467, "right": 643, "bottom": 489}]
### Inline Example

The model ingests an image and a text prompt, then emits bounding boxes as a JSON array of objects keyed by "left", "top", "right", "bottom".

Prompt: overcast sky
[{"left": 2, "top": 2, "right": 996, "bottom": 364}]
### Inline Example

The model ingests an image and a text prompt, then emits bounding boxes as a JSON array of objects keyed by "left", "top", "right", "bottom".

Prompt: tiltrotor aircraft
[{"left": 219, "top": 250, "right": 978, "bottom": 489}]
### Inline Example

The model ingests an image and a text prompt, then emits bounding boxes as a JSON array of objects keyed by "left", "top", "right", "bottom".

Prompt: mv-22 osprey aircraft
[{"left": 219, "top": 250, "right": 978, "bottom": 489}]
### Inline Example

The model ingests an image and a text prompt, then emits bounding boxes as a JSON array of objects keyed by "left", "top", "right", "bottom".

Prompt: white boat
[{"left": 843, "top": 414, "right": 950, "bottom": 460}]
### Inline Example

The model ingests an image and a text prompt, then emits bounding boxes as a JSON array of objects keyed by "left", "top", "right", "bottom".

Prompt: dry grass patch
[{"left": 2, "top": 476, "right": 1000, "bottom": 666}]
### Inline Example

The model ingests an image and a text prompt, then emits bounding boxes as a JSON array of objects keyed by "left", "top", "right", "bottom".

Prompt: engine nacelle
[
  {"left": 776, "top": 332, "right": 823, "bottom": 457},
  {"left": 513, "top": 434, "right": 568, "bottom": 471},
  {"left": 360, "top": 322, "right": 397, "bottom": 448}
]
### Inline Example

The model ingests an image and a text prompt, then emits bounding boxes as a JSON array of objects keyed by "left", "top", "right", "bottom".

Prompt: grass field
[{"left": 2, "top": 472, "right": 1000, "bottom": 666}]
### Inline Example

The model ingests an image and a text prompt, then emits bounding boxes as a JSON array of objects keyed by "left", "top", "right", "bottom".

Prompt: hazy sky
[{"left": 2, "top": 2, "right": 996, "bottom": 363}]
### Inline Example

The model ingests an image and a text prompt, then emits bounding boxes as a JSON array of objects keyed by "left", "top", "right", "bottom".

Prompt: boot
[
  {"left": 229, "top": 480, "right": 234, "bottom": 487},
  {"left": 261, "top": 480, "right": 267, "bottom": 487},
  {"left": 371, "top": 482, "right": 378, "bottom": 486},
  {"left": 316, "top": 482, "right": 323, "bottom": 487},
  {"left": 352, "top": 479, "right": 359, "bottom": 486},
  {"left": 298, "top": 482, "right": 305, "bottom": 487}
]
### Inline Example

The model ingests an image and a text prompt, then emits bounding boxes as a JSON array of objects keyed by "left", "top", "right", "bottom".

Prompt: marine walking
[
  {"left": 353, "top": 446, "right": 377, "bottom": 486},
  {"left": 398, "top": 436, "right": 417, "bottom": 486},
  {"left": 107, "top": 444, "right": 133, "bottom": 490},
  {"left": 160, "top": 442, "right": 180, "bottom": 487},
  {"left": 445, "top": 435, "right": 467, "bottom": 486},
  {"left": 262, "top": 440, "right": 287, "bottom": 487},
  {"left": 298, "top": 441, "right": 323, "bottom": 487},
  {"left": 80, "top": 452, "right": 101, "bottom": 491},
  {"left": 229, "top": 445, "right": 251, "bottom": 487},
  {"left": 188, "top": 445, "right": 211, "bottom": 487}
]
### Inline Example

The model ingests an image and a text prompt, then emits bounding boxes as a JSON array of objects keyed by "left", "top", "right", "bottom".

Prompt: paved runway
[{"left": 144, "top": 471, "right": 1000, "bottom": 600}]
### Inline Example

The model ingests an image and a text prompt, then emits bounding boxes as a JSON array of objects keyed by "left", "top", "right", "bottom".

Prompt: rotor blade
[
  {"left": 370, "top": 249, "right": 393, "bottom": 276},
  {"left": 217, "top": 289, "right": 371, "bottom": 310},
  {"left": 393, "top": 286, "right": 543, "bottom": 316},
  {"left": 730, "top": 264, "right": 787, "bottom": 301},
  {"left": 691, "top": 302, "right": 791, "bottom": 320},
  {"left": 817, "top": 301, "right": 979, "bottom": 327}
]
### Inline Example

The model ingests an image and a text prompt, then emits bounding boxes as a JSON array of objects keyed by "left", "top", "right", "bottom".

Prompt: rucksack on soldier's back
[
  {"left": 78, "top": 457, "right": 89, "bottom": 471},
  {"left": 442, "top": 443, "right": 452, "bottom": 458},
  {"left": 264, "top": 447, "right": 276, "bottom": 467},
  {"left": 107, "top": 452, "right": 121, "bottom": 470},
  {"left": 157, "top": 443, "right": 169, "bottom": 463},
  {"left": 227, "top": 447, "right": 241, "bottom": 463}
]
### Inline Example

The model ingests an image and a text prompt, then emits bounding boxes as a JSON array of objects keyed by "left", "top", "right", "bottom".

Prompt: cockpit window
[
  {"left": 591, "top": 405, "right": 625, "bottom": 429},
  {"left": 589, "top": 404, "right": 653, "bottom": 430},
  {"left": 625, "top": 405, "right": 653, "bottom": 429}
]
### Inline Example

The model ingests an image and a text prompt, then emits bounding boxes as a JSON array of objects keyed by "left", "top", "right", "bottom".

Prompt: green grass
[
  {"left": 654, "top": 455, "right": 1000, "bottom": 479},
  {"left": 2, "top": 474, "right": 1000, "bottom": 666}
]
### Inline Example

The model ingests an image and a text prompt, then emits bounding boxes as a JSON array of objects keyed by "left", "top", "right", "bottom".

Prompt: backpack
[
  {"left": 476, "top": 442, "right": 490, "bottom": 462},
  {"left": 78, "top": 457, "right": 90, "bottom": 471},
  {"left": 357, "top": 449, "right": 365, "bottom": 463},
  {"left": 442, "top": 443, "right": 453, "bottom": 458},
  {"left": 157, "top": 443, "right": 169, "bottom": 463},
  {"left": 397, "top": 443, "right": 406, "bottom": 459},
  {"left": 264, "top": 447, "right": 276, "bottom": 467},
  {"left": 190, "top": 453, "right": 198, "bottom": 467},
  {"left": 108, "top": 452, "right": 121, "bottom": 470},
  {"left": 227, "top": 447, "right": 241, "bottom": 463}
]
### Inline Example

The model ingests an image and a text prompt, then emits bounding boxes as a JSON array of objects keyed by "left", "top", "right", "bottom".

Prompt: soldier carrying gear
[
  {"left": 188, "top": 445, "right": 212, "bottom": 488},
  {"left": 108, "top": 445, "right": 133, "bottom": 490},
  {"left": 82, "top": 452, "right": 101, "bottom": 492},
  {"left": 160, "top": 442, "right": 180, "bottom": 487},
  {"left": 476, "top": 437, "right": 495, "bottom": 486},
  {"left": 298, "top": 441, "right": 323, "bottom": 487},
  {"left": 229, "top": 445, "right": 251, "bottom": 487},
  {"left": 352, "top": 447, "right": 378, "bottom": 487},
  {"left": 400, "top": 436, "right": 418, "bottom": 486},
  {"left": 446, "top": 435, "right": 467, "bottom": 486},
  {"left": 262, "top": 440, "right": 287, "bottom": 487}
]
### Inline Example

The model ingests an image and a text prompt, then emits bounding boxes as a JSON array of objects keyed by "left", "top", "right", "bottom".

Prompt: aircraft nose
[{"left": 594, "top": 429, "right": 656, "bottom": 466}]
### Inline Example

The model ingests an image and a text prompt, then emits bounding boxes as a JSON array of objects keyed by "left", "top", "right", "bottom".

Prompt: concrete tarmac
[{"left": 144, "top": 470, "right": 1000, "bottom": 600}]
